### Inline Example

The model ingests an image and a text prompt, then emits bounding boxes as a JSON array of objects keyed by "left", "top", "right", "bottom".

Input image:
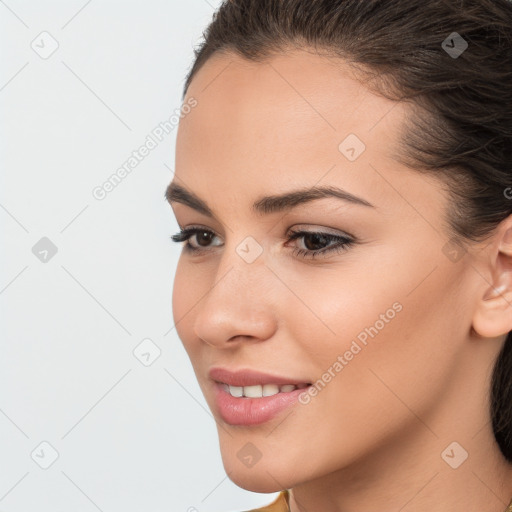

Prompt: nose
[{"left": 192, "top": 243, "right": 278, "bottom": 348}]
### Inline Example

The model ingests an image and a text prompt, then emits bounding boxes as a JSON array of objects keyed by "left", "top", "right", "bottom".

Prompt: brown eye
[
  {"left": 195, "top": 230, "right": 215, "bottom": 247},
  {"left": 302, "top": 232, "right": 332, "bottom": 251},
  {"left": 287, "top": 229, "right": 355, "bottom": 260},
  {"left": 170, "top": 227, "right": 222, "bottom": 252}
]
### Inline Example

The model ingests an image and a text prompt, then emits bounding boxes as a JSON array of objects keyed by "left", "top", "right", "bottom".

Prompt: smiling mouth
[{"left": 217, "top": 382, "right": 312, "bottom": 398}]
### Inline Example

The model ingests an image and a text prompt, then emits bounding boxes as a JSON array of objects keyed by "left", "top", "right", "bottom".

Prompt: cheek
[
  {"left": 285, "top": 254, "right": 465, "bottom": 415},
  {"left": 304, "top": 263, "right": 466, "bottom": 427},
  {"left": 281, "top": 263, "right": 406, "bottom": 368}
]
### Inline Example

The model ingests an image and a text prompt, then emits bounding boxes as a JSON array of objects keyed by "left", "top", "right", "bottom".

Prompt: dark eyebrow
[{"left": 165, "top": 181, "right": 374, "bottom": 217}]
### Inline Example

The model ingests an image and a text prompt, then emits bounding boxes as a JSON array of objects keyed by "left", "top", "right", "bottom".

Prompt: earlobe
[{"left": 472, "top": 224, "right": 512, "bottom": 339}]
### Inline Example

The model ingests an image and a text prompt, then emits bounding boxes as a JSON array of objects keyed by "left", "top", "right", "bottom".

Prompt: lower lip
[{"left": 213, "top": 382, "right": 308, "bottom": 426}]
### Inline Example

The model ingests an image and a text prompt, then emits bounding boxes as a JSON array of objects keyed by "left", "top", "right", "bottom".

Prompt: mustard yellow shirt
[
  {"left": 242, "top": 490, "right": 289, "bottom": 512},
  {"left": 243, "top": 490, "right": 512, "bottom": 512}
]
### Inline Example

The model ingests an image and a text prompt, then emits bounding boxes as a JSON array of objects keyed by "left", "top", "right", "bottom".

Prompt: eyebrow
[{"left": 165, "top": 181, "right": 374, "bottom": 217}]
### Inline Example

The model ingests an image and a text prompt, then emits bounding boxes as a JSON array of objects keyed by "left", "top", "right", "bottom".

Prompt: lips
[
  {"left": 209, "top": 366, "right": 312, "bottom": 387},
  {"left": 209, "top": 367, "right": 313, "bottom": 425}
]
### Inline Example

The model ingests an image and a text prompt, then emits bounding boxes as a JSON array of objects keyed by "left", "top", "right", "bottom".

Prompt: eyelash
[{"left": 170, "top": 226, "right": 355, "bottom": 260}]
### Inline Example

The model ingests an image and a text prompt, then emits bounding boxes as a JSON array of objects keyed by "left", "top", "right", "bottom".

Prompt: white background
[{"left": 0, "top": 1, "right": 279, "bottom": 510}]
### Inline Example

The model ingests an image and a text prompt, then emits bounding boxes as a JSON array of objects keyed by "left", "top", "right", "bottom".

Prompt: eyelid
[
  {"left": 288, "top": 224, "right": 355, "bottom": 238},
  {"left": 175, "top": 223, "right": 353, "bottom": 239}
]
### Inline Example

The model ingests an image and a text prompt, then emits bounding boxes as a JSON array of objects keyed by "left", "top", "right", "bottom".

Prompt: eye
[
  {"left": 170, "top": 226, "right": 356, "bottom": 259},
  {"left": 170, "top": 226, "right": 222, "bottom": 252},
  {"left": 286, "top": 229, "right": 354, "bottom": 259}
]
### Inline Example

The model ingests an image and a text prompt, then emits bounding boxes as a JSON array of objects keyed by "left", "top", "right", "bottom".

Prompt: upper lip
[{"left": 209, "top": 367, "right": 311, "bottom": 387}]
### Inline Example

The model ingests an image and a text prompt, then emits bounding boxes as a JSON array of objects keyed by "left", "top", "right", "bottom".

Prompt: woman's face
[{"left": 169, "top": 50, "right": 484, "bottom": 491}]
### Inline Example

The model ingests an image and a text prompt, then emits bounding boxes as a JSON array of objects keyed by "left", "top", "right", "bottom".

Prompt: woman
[{"left": 166, "top": 1, "right": 512, "bottom": 510}]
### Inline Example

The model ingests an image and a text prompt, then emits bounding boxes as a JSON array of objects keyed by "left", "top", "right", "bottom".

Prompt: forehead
[
  {"left": 182, "top": 49, "right": 403, "bottom": 143},
  {"left": 175, "top": 50, "right": 444, "bottom": 223}
]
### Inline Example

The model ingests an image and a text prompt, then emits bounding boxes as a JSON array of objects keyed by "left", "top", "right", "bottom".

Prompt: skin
[{"left": 168, "top": 49, "right": 512, "bottom": 512}]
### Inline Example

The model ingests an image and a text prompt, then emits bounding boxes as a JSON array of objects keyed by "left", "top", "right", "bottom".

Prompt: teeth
[
  {"left": 244, "top": 385, "right": 262, "bottom": 398},
  {"left": 262, "top": 384, "right": 280, "bottom": 396},
  {"left": 229, "top": 385, "right": 243, "bottom": 397},
  {"left": 226, "top": 383, "right": 302, "bottom": 398}
]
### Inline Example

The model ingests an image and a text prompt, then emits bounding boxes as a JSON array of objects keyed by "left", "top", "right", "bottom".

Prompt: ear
[{"left": 472, "top": 216, "right": 512, "bottom": 338}]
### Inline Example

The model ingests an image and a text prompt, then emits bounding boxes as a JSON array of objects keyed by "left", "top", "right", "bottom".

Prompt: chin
[
  {"left": 219, "top": 446, "right": 299, "bottom": 493},
  {"left": 224, "top": 465, "right": 288, "bottom": 493}
]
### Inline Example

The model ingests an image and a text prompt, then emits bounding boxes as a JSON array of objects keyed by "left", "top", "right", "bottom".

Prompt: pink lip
[
  {"left": 208, "top": 366, "right": 311, "bottom": 387},
  {"left": 213, "top": 382, "right": 308, "bottom": 426}
]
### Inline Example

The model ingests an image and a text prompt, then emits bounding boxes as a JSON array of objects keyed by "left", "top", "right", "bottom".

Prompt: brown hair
[{"left": 182, "top": 0, "right": 512, "bottom": 461}]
